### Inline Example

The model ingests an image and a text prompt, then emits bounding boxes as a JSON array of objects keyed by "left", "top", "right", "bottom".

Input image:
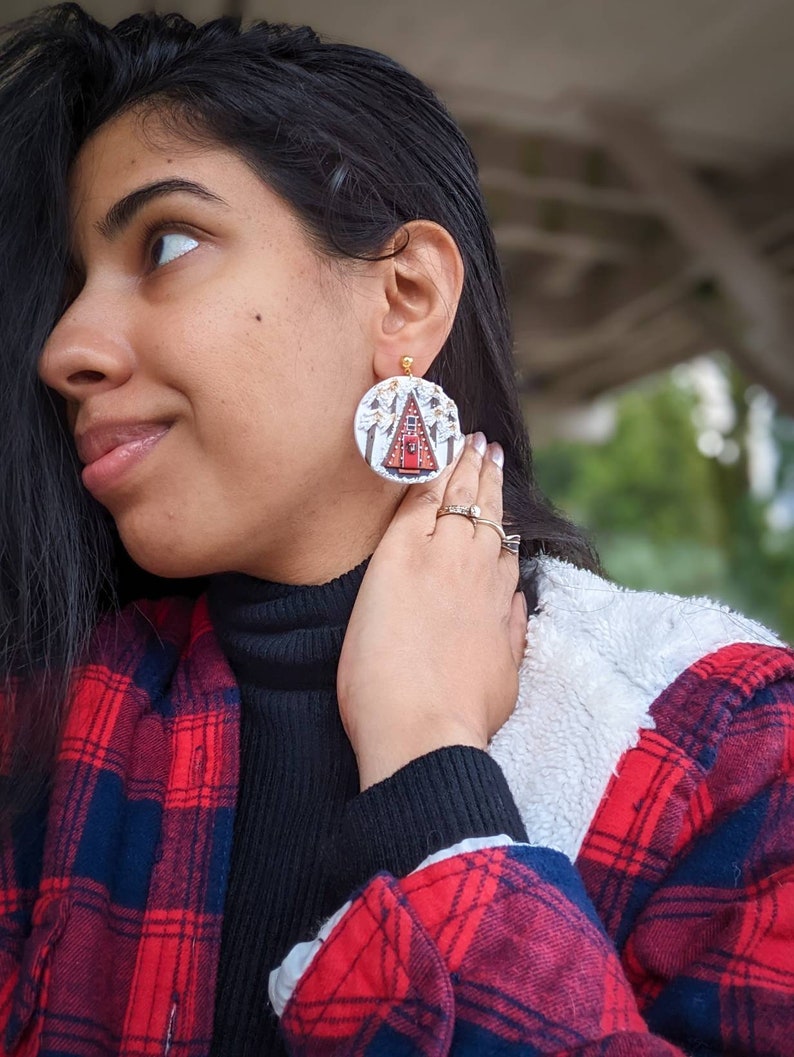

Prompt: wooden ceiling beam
[
  {"left": 493, "top": 221, "right": 632, "bottom": 263},
  {"left": 585, "top": 101, "right": 794, "bottom": 415},
  {"left": 520, "top": 311, "right": 708, "bottom": 403},
  {"left": 479, "top": 167, "right": 655, "bottom": 215}
]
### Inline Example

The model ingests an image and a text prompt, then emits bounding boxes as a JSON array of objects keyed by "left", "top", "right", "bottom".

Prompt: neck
[{"left": 236, "top": 472, "right": 407, "bottom": 586}]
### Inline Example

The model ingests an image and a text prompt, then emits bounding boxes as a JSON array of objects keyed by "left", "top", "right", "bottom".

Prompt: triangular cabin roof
[{"left": 382, "top": 392, "right": 439, "bottom": 473}]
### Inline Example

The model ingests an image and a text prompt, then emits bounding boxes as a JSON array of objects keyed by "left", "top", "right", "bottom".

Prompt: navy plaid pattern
[{"left": 2, "top": 594, "right": 793, "bottom": 1055}]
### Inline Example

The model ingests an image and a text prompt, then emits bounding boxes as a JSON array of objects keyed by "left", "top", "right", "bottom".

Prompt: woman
[{"left": 0, "top": 5, "right": 792, "bottom": 1055}]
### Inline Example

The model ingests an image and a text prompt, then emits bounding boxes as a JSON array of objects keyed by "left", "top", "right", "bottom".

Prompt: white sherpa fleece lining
[{"left": 489, "top": 557, "right": 783, "bottom": 861}]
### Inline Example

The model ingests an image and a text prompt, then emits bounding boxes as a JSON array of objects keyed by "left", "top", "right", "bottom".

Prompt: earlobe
[{"left": 372, "top": 220, "right": 464, "bottom": 380}]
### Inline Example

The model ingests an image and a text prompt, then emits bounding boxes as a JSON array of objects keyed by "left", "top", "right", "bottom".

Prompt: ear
[{"left": 371, "top": 220, "right": 464, "bottom": 379}]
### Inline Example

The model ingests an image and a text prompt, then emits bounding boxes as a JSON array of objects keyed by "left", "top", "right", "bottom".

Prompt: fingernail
[
  {"left": 472, "top": 432, "right": 487, "bottom": 457},
  {"left": 489, "top": 442, "right": 504, "bottom": 469}
]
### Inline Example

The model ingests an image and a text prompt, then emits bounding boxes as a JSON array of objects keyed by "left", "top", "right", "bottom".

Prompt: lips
[
  {"left": 75, "top": 422, "right": 173, "bottom": 467},
  {"left": 74, "top": 421, "right": 173, "bottom": 498}
]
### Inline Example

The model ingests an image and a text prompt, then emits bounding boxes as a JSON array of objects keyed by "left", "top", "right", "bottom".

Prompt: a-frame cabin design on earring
[
  {"left": 382, "top": 392, "right": 439, "bottom": 476},
  {"left": 353, "top": 356, "right": 464, "bottom": 485}
]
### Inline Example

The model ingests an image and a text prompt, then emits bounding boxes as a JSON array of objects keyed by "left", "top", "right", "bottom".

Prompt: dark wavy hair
[{"left": 0, "top": 3, "right": 598, "bottom": 823}]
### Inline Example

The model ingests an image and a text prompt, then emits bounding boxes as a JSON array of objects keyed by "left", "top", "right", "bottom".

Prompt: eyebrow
[{"left": 94, "top": 178, "right": 229, "bottom": 240}]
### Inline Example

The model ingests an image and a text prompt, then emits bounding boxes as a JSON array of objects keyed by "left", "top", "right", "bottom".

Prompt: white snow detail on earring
[{"left": 353, "top": 374, "right": 464, "bottom": 484}]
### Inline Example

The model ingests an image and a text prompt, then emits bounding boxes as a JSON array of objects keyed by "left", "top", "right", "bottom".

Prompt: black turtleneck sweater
[{"left": 207, "top": 557, "right": 528, "bottom": 1057}]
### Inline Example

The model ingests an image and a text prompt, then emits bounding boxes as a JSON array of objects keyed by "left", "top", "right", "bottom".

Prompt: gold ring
[{"left": 436, "top": 504, "right": 481, "bottom": 519}]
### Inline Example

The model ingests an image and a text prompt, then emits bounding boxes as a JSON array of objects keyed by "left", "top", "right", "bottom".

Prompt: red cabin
[
  {"left": 401, "top": 415, "right": 421, "bottom": 469},
  {"left": 382, "top": 396, "right": 438, "bottom": 477}
]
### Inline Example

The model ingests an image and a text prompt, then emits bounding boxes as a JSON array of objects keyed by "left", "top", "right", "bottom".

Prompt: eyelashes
[{"left": 140, "top": 219, "right": 201, "bottom": 271}]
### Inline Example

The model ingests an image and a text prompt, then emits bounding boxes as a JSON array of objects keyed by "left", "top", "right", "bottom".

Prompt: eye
[{"left": 149, "top": 230, "right": 200, "bottom": 269}]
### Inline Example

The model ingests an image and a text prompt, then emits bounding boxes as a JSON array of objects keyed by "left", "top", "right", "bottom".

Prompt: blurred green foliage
[{"left": 533, "top": 368, "right": 794, "bottom": 643}]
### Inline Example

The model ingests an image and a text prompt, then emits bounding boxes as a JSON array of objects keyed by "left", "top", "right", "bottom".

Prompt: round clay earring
[{"left": 353, "top": 356, "right": 465, "bottom": 484}]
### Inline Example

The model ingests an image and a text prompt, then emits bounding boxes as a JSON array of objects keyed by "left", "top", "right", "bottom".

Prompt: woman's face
[{"left": 39, "top": 109, "right": 403, "bottom": 582}]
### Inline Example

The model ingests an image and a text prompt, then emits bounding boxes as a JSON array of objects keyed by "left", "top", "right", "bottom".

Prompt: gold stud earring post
[{"left": 401, "top": 356, "right": 414, "bottom": 377}]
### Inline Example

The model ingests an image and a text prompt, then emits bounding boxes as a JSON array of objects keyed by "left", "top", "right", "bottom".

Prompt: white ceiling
[
  {"left": 258, "top": 0, "right": 794, "bottom": 168},
  {"left": 15, "top": 0, "right": 794, "bottom": 169}
]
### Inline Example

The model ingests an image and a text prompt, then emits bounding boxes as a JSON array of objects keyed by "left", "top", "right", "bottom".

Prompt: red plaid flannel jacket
[{"left": 1, "top": 580, "right": 793, "bottom": 1055}]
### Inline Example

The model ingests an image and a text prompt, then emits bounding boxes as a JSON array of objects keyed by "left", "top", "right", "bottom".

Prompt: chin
[
  {"left": 124, "top": 544, "right": 213, "bottom": 580},
  {"left": 116, "top": 516, "right": 227, "bottom": 580}
]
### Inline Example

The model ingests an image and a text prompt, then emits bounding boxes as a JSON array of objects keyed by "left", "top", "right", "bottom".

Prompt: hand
[{"left": 337, "top": 433, "right": 528, "bottom": 791}]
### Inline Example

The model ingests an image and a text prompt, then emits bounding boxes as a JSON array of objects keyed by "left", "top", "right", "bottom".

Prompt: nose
[{"left": 38, "top": 302, "right": 135, "bottom": 411}]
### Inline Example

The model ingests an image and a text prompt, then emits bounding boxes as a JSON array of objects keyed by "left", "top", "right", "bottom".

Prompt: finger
[
  {"left": 474, "top": 442, "right": 505, "bottom": 525},
  {"left": 433, "top": 432, "right": 487, "bottom": 541},
  {"left": 440, "top": 432, "right": 487, "bottom": 512},
  {"left": 472, "top": 441, "right": 517, "bottom": 562},
  {"left": 508, "top": 589, "right": 529, "bottom": 669}
]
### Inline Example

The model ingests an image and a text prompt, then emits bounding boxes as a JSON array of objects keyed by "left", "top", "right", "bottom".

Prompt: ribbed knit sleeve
[{"left": 324, "top": 744, "right": 528, "bottom": 906}]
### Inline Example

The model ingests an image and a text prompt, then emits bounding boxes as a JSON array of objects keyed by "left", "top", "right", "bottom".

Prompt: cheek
[{"left": 150, "top": 268, "right": 366, "bottom": 481}]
